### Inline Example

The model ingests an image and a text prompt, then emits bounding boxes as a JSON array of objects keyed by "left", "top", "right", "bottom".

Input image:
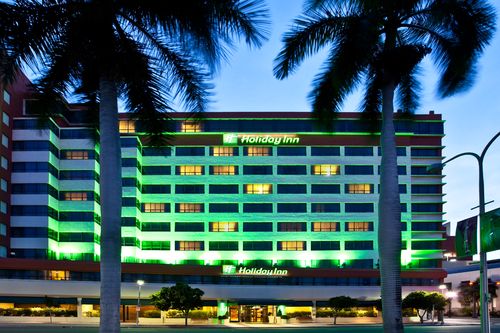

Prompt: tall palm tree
[
  {"left": 274, "top": 1, "right": 495, "bottom": 332},
  {"left": 0, "top": 1, "right": 268, "bottom": 332}
]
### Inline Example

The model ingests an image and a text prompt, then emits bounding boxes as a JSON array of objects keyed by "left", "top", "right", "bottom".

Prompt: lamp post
[
  {"left": 428, "top": 131, "right": 500, "bottom": 333},
  {"left": 446, "top": 291, "right": 457, "bottom": 318},
  {"left": 136, "top": 280, "right": 144, "bottom": 326}
]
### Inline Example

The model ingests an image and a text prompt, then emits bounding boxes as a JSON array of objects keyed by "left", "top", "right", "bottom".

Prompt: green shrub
[
  {"left": 143, "top": 310, "right": 161, "bottom": 318},
  {"left": 189, "top": 310, "right": 208, "bottom": 320},
  {"left": 338, "top": 310, "right": 357, "bottom": 317},
  {"left": 287, "top": 311, "right": 312, "bottom": 319},
  {"left": 164, "top": 309, "right": 184, "bottom": 318}
]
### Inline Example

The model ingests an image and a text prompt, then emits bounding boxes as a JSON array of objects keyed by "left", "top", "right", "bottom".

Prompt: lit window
[
  {"left": 63, "top": 192, "right": 88, "bottom": 201},
  {"left": 312, "top": 222, "right": 339, "bottom": 232},
  {"left": 3, "top": 90, "right": 10, "bottom": 104},
  {"left": 178, "top": 203, "right": 203, "bottom": 213},
  {"left": 245, "top": 184, "right": 272, "bottom": 194},
  {"left": 212, "top": 165, "right": 236, "bottom": 175},
  {"left": 312, "top": 164, "right": 340, "bottom": 175},
  {"left": 2, "top": 134, "right": 8, "bottom": 148},
  {"left": 0, "top": 179, "right": 6, "bottom": 192},
  {"left": 279, "top": 241, "right": 305, "bottom": 251},
  {"left": 181, "top": 121, "right": 202, "bottom": 132},
  {"left": 144, "top": 203, "right": 166, "bottom": 213},
  {"left": 179, "top": 165, "right": 203, "bottom": 175},
  {"left": 247, "top": 146, "right": 271, "bottom": 156},
  {"left": 64, "top": 151, "right": 89, "bottom": 160},
  {"left": 212, "top": 146, "right": 234, "bottom": 156},
  {"left": 49, "top": 270, "right": 69, "bottom": 280},
  {"left": 119, "top": 120, "right": 135, "bottom": 133},
  {"left": 210, "top": 222, "right": 238, "bottom": 232},
  {"left": 0, "top": 156, "right": 7, "bottom": 170},
  {"left": 346, "top": 222, "right": 373, "bottom": 232},
  {"left": 2, "top": 113, "right": 9, "bottom": 126},
  {"left": 0, "top": 201, "right": 6, "bottom": 214},
  {"left": 178, "top": 241, "right": 203, "bottom": 251},
  {"left": 347, "top": 184, "right": 372, "bottom": 194}
]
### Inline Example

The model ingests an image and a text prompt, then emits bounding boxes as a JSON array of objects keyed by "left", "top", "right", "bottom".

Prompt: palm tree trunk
[
  {"left": 98, "top": 76, "right": 122, "bottom": 333},
  {"left": 379, "top": 81, "right": 403, "bottom": 333}
]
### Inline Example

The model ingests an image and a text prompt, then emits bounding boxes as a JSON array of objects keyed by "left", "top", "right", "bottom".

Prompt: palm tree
[
  {"left": 274, "top": 1, "right": 495, "bottom": 332},
  {"left": 0, "top": 1, "right": 268, "bottom": 332}
]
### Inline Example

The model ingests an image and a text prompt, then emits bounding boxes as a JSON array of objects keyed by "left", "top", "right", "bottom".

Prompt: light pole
[
  {"left": 136, "top": 280, "right": 144, "bottom": 326},
  {"left": 446, "top": 291, "right": 457, "bottom": 318},
  {"left": 428, "top": 131, "right": 500, "bottom": 333}
]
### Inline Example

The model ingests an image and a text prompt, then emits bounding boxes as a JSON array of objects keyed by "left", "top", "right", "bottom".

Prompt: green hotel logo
[
  {"left": 221, "top": 265, "right": 288, "bottom": 277},
  {"left": 223, "top": 133, "right": 300, "bottom": 146},
  {"left": 222, "top": 265, "right": 237, "bottom": 274}
]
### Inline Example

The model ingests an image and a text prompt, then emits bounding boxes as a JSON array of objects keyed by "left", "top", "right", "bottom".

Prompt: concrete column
[
  {"left": 312, "top": 300, "right": 317, "bottom": 320},
  {"left": 77, "top": 298, "right": 83, "bottom": 319}
]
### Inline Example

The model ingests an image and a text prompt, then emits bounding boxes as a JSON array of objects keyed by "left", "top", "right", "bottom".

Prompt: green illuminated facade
[{"left": 9, "top": 111, "right": 445, "bottom": 270}]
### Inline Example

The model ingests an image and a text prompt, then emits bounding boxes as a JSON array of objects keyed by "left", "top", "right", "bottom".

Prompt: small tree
[
  {"left": 458, "top": 278, "right": 497, "bottom": 318},
  {"left": 328, "top": 296, "right": 357, "bottom": 325},
  {"left": 402, "top": 291, "right": 446, "bottom": 323},
  {"left": 150, "top": 283, "right": 204, "bottom": 326}
]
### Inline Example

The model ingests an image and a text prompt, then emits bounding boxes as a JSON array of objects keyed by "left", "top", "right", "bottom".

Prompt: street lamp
[
  {"left": 136, "top": 280, "right": 144, "bottom": 326},
  {"left": 445, "top": 291, "right": 457, "bottom": 318},
  {"left": 428, "top": 131, "right": 500, "bottom": 333},
  {"left": 438, "top": 284, "right": 447, "bottom": 294}
]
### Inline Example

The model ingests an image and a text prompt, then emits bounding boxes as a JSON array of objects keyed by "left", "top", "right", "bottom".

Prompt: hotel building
[{"left": 0, "top": 77, "right": 446, "bottom": 321}]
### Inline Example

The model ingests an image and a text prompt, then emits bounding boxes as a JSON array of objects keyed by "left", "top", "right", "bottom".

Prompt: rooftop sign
[
  {"left": 222, "top": 265, "right": 288, "bottom": 277},
  {"left": 223, "top": 133, "right": 300, "bottom": 146}
]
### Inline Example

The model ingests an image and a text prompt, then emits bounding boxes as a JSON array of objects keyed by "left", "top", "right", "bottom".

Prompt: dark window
[
  {"left": 143, "top": 166, "right": 171, "bottom": 175},
  {"left": 209, "top": 184, "right": 239, "bottom": 194},
  {"left": 311, "top": 241, "right": 340, "bottom": 250},
  {"left": 348, "top": 259, "right": 374, "bottom": 268},
  {"left": 142, "top": 147, "right": 171, "bottom": 156},
  {"left": 311, "top": 184, "right": 340, "bottom": 194},
  {"left": 122, "top": 158, "right": 139, "bottom": 168},
  {"left": 311, "top": 147, "right": 340, "bottom": 156},
  {"left": 141, "top": 222, "right": 171, "bottom": 231},
  {"left": 278, "top": 222, "right": 306, "bottom": 231},
  {"left": 277, "top": 147, "right": 306, "bottom": 156},
  {"left": 59, "top": 212, "right": 98, "bottom": 222},
  {"left": 12, "top": 184, "right": 58, "bottom": 198},
  {"left": 120, "top": 138, "right": 139, "bottom": 148},
  {"left": 412, "top": 241, "right": 441, "bottom": 250},
  {"left": 121, "top": 217, "right": 138, "bottom": 227},
  {"left": 121, "top": 237, "right": 139, "bottom": 246},
  {"left": 399, "top": 184, "right": 407, "bottom": 194},
  {"left": 243, "top": 165, "right": 273, "bottom": 175},
  {"left": 243, "top": 222, "right": 273, "bottom": 232},
  {"left": 141, "top": 241, "right": 170, "bottom": 250},
  {"left": 411, "top": 222, "right": 443, "bottom": 231},
  {"left": 398, "top": 166, "right": 407, "bottom": 175},
  {"left": 311, "top": 203, "right": 340, "bottom": 213},
  {"left": 122, "top": 178, "right": 140, "bottom": 188},
  {"left": 345, "top": 241, "right": 373, "bottom": 250},
  {"left": 413, "top": 122, "right": 444, "bottom": 135},
  {"left": 411, "top": 166, "right": 431, "bottom": 175},
  {"left": 277, "top": 184, "right": 307, "bottom": 194},
  {"left": 243, "top": 203, "right": 273, "bottom": 213},
  {"left": 59, "top": 170, "right": 98, "bottom": 181},
  {"left": 345, "top": 165, "right": 374, "bottom": 175},
  {"left": 142, "top": 185, "right": 171, "bottom": 194},
  {"left": 243, "top": 241, "right": 272, "bottom": 251},
  {"left": 411, "top": 148, "right": 441, "bottom": 157},
  {"left": 175, "top": 184, "right": 204, "bottom": 194},
  {"left": 411, "top": 185, "right": 442, "bottom": 194},
  {"left": 176, "top": 147, "right": 205, "bottom": 156},
  {"left": 11, "top": 227, "right": 54, "bottom": 238},
  {"left": 345, "top": 147, "right": 373, "bottom": 156},
  {"left": 277, "top": 203, "right": 306, "bottom": 213},
  {"left": 277, "top": 165, "right": 307, "bottom": 175},
  {"left": 209, "top": 241, "right": 238, "bottom": 251},
  {"left": 209, "top": 203, "right": 239, "bottom": 213},
  {"left": 13, "top": 140, "right": 59, "bottom": 156},
  {"left": 122, "top": 197, "right": 139, "bottom": 208},
  {"left": 175, "top": 222, "right": 204, "bottom": 232},
  {"left": 60, "top": 129, "right": 95, "bottom": 139},
  {"left": 378, "top": 147, "right": 407, "bottom": 156},
  {"left": 345, "top": 203, "right": 374, "bottom": 213},
  {"left": 401, "top": 203, "right": 407, "bottom": 212},
  {"left": 59, "top": 232, "right": 96, "bottom": 242},
  {"left": 411, "top": 203, "right": 442, "bottom": 213}
]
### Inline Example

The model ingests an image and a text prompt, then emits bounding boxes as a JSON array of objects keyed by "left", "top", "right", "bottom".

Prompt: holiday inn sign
[
  {"left": 222, "top": 265, "right": 289, "bottom": 277},
  {"left": 223, "top": 133, "right": 300, "bottom": 146}
]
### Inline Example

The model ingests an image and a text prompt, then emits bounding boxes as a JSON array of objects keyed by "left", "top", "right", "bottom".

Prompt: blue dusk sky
[{"left": 208, "top": 0, "right": 500, "bottom": 244}]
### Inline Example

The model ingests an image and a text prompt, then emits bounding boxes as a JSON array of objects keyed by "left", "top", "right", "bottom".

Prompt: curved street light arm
[
  {"left": 480, "top": 131, "right": 500, "bottom": 161},
  {"left": 443, "top": 152, "right": 480, "bottom": 166}
]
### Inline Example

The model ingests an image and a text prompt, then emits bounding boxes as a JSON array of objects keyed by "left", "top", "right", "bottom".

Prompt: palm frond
[{"left": 396, "top": 65, "right": 422, "bottom": 113}]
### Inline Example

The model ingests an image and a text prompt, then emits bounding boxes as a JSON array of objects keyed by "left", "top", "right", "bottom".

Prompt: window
[
  {"left": 311, "top": 241, "right": 340, "bottom": 250},
  {"left": 277, "top": 165, "right": 307, "bottom": 175},
  {"left": 277, "top": 184, "right": 307, "bottom": 194},
  {"left": 346, "top": 222, "right": 374, "bottom": 231},
  {"left": 3, "top": 90, "right": 10, "bottom": 104},
  {"left": 141, "top": 241, "right": 170, "bottom": 250},
  {"left": 412, "top": 222, "right": 443, "bottom": 231},
  {"left": 143, "top": 166, "right": 171, "bottom": 175},
  {"left": 243, "top": 222, "right": 273, "bottom": 232},
  {"left": 0, "top": 156, "right": 7, "bottom": 170},
  {"left": 277, "top": 147, "right": 306, "bottom": 156},
  {"left": 176, "top": 241, "right": 204, "bottom": 251},
  {"left": 121, "top": 217, "right": 138, "bottom": 227},
  {"left": 175, "top": 184, "right": 204, "bottom": 194},
  {"left": 62, "top": 150, "right": 89, "bottom": 160},
  {"left": 278, "top": 222, "right": 306, "bottom": 232},
  {"left": 245, "top": 184, "right": 272, "bottom": 194},
  {"left": 122, "top": 158, "right": 139, "bottom": 168},
  {"left": 209, "top": 184, "right": 239, "bottom": 194},
  {"left": 2, "top": 134, "right": 8, "bottom": 148},
  {"left": 411, "top": 147, "right": 441, "bottom": 157},
  {"left": 311, "top": 203, "right": 340, "bottom": 213},
  {"left": 175, "top": 222, "right": 204, "bottom": 232},
  {"left": 312, "top": 222, "right": 340, "bottom": 232},
  {"left": 2, "top": 112, "right": 9, "bottom": 126},
  {"left": 277, "top": 203, "right": 306, "bottom": 213},
  {"left": 278, "top": 241, "right": 305, "bottom": 251},
  {"left": 181, "top": 120, "right": 202, "bottom": 132},
  {"left": 209, "top": 203, "right": 238, "bottom": 213},
  {"left": 411, "top": 203, "right": 442, "bottom": 213},
  {"left": 378, "top": 147, "right": 407, "bottom": 156},
  {"left": 312, "top": 164, "right": 340, "bottom": 175},
  {"left": 243, "top": 241, "right": 272, "bottom": 251},
  {"left": 176, "top": 203, "right": 203, "bottom": 213},
  {"left": 122, "top": 178, "right": 140, "bottom": 188},
  {"left": 63, "top": 192, "right": 88, "bottom": 201},
  {"left": 143, "top": 203, "right": 167, "bottom": 213},
  {"left": 142, "top": 147, "right": 171, "bottom": 156},
  {"left": 119, "top": 120, "right": 135, "bottom": 133},
  {"left": 344, "top": 165, "right": 374, "bottom": 175},
  {"left": 0, "top": 223, "right": 6, "bottom": 236},
  {"left": 345, "top": 147, "right": 373, "bottom": 156},
  {"left": 243, "top": 203, "right": 273, "bottom": 213},
  {"left": 412, "top": 241, "right": 441, "bottom": 250},
  {"left": 244, "top": 146, "right": 271, "bottom": 156},
  {"left": 345, "top": 203, "right": 374, "bottom": 213},
  {"left": 346, "top": 184, "right": 373, "bottom": 194},
  {"left": 411, "top": 184, "right": 442, "bottom": 194},
  {"left": 177, "top": 165, "right": 203, "bottom": 175},
  {"left": 345, "top": 241, "right": 373, "bottom": 250},
  {"left": 210, "top": 222, "right": 238, "bottom": 232},
  {"left": 60, "top": 170, "right": 98, "bottom": 181},
  {"left": 142, "top": 185, "right": 171, "bottom": 194},
  {"left": 311, "top": 184, "right": 340, "bottom": 194},
  {"left": 243, "top": 165, "right": 272, "bottom": 175},
  {"left": 120, "top": 137, "right": 138, "bottom": 147},
  {"left": 209, "top": 241, "right": 238, "bottom": 251},
  {"left": 210, "top": 165, "right": 237, "bottom": 175},
  {"left": 176, "top": 147, "right": 205, "bottom": 156},
  {"left": 211, "top": 146, "right": 235, "bottom": 156},
  {"left": 311, "top": 147, "right": 340, "bottom": 156},
  {"left": 0, "top": 179, "right": 6, "bottom": 192},
  {"left": 141, "top": 222, "right": 170, "bottom": 231}
]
